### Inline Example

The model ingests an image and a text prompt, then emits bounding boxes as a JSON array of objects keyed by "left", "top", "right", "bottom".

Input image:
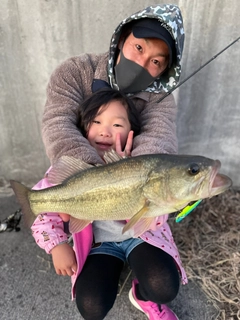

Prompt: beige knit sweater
[
  {"left": 41, "top": 52, "right": 178, "bottom": 165},
  {"left": 41, "top": 4, "right": 185, "bottom": 164}
]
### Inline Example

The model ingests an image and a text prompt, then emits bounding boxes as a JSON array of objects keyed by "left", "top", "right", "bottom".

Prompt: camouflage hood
[{"left": 108, "top": 4, "right": 185, "bottom": 93}]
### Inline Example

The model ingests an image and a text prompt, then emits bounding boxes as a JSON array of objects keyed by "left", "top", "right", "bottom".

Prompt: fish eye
[{"left": 188, "top": 163, "right": 200, "bottom": 175}]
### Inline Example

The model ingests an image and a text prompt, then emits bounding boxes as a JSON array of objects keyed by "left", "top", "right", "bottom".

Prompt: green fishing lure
[{"left": 175, "top": 199, "right": 202, "bottom": 223}]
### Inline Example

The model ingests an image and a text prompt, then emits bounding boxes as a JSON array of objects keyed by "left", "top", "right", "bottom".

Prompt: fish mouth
[{"left": 209, "top": 160, "right": 232, "bottom": 196}]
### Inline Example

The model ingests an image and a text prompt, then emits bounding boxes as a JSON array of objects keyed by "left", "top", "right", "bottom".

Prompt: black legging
[{"left": 75, "top": 242, "right": 180, "bottom": 320}]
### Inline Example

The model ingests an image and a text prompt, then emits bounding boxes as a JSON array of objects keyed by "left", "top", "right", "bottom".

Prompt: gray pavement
[{"left": 0, "top": 191, "right": 218, "bottom": 320}]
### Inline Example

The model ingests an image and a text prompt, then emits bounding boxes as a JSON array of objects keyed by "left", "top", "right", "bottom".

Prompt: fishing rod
[{"left": 157, "top": 36, "right": 240, "bottom": 103}]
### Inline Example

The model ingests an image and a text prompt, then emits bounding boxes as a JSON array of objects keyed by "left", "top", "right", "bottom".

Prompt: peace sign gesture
[{"left": 115, "top": 131, "right": 134, "bottom": 157}]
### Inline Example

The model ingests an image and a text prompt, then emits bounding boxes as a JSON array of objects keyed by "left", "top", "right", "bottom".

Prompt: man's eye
[
  {"left": 92, "top": 120, "right": 100, "bottom": 124},
  {"left": 152, "top": 59, "right": 160, "bottom": 66},
  {"left": 114, "top": 124, "right": 123, "bottom": 127},
  {"left": 136, "top": 44, "right": 143, "bottom": 52}
]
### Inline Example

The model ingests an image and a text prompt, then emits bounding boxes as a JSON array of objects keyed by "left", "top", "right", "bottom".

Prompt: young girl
[{"left": 31, "top": 88, "right": 187, "bottom": 320}]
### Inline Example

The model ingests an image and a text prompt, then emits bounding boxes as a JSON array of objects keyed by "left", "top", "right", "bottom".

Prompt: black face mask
[{"left": 114, "top": 51, "right": 156, "bottom": 93}]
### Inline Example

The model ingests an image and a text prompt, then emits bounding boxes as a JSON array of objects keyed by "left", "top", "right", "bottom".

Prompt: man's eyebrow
[
  {"left": 144, "top": 38, "right": 169, "bottom": 57},
  {"left": 156, "top": 52, "right": 168, "bottom": 58}
]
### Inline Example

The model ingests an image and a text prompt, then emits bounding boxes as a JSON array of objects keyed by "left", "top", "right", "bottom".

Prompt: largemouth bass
[{"left": 10, "top": 151, "right": 232, "bottom": 236}]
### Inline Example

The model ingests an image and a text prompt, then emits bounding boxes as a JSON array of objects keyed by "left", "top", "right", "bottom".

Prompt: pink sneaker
[{"left": 129, "top": 279, "right": 179, "bottom": 320}]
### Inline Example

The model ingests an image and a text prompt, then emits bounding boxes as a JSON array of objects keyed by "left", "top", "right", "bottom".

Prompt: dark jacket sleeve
[{"left": 41, "top": 55, "right": 104, "bottom": 165}]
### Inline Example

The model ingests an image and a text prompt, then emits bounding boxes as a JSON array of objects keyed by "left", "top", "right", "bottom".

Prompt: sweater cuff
[{"left": 43, "top": 234, "right": 69, "bottom": 254}]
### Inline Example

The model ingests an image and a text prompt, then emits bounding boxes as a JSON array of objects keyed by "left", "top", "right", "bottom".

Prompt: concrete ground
[{"left": 0, "top": 191, "right": 218, "bottom": 320}]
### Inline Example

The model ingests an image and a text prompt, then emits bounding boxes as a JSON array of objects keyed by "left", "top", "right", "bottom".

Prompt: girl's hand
[
  {"left": 115, "top": 130, "right": 134, "bottom": 157},
  {"left": 51, "top": 243, "right": 77, "bottom": 276},
  {"left": 59, "top": 213, "right": 70, "bottom": 222}
]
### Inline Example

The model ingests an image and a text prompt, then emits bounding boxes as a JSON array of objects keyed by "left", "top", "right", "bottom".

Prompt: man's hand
[
  {"left": 51, "top": 243, "right": 77, "bottom": 276},
  {"left": 115, "top": 130, "right": 134, "bottom": 157}
]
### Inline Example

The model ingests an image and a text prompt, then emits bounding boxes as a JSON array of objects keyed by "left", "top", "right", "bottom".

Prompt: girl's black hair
[{"left": 78, "top": 87, "right": 141, "bottom": 137}]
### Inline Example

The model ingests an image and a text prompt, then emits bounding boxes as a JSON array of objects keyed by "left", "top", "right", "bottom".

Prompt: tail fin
[{"left": 10, "top": 180, "right": 36, "bottom": 228}]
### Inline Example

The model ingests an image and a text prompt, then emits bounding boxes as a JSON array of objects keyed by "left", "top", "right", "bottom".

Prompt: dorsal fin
[
  {"left": 103, "top": 149, "right": 125, "bottom": 164},
  {"left": 47, "top": 156, "right": 94, "bottom": 185}
]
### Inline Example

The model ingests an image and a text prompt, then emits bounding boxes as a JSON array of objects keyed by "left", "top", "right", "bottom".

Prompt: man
[{"left": 40, "top": 4, "right": 186, "bottom": 320}]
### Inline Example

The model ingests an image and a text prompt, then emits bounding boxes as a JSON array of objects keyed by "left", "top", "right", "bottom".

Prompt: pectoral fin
[
  {"left": 69, "top": 217, "right": 92, "bottom": 234},
  {"left": 130, "top": 217, "right": 156, "bottom": 238},
  {"left": 122, "top": 203, "right": 149, "bottom": 235}
]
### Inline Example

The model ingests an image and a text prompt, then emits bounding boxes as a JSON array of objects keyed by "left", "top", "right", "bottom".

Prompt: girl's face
[{"left": 87, "top": 100, "right": 131, "bottom": 158}]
